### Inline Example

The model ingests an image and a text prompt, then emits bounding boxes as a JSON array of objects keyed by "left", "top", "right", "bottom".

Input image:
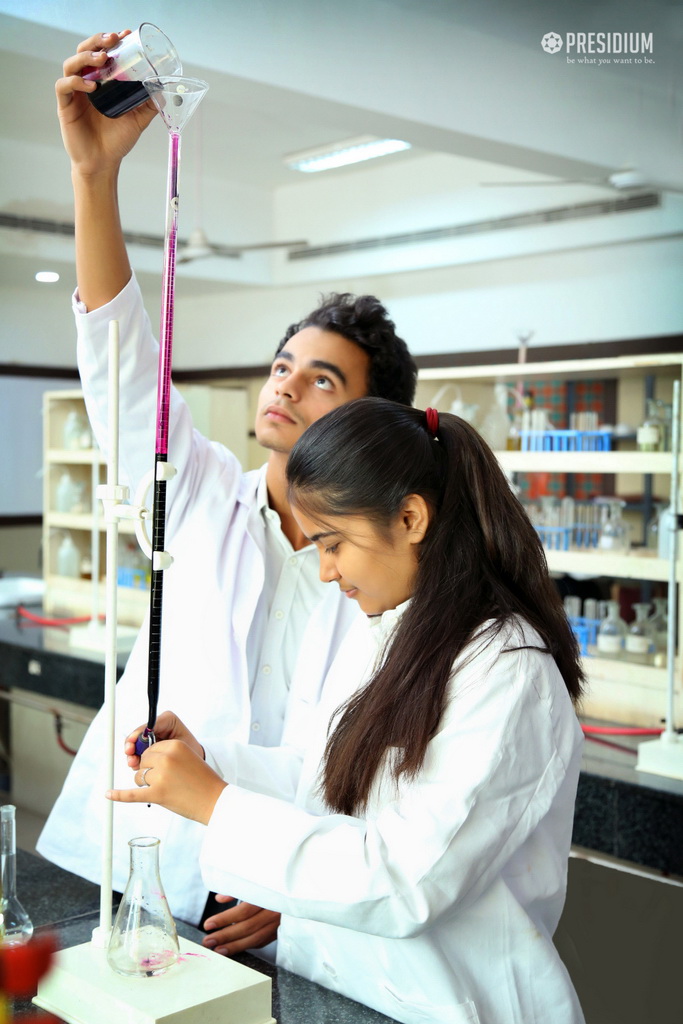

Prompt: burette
[{"left": 134, "top": 75, "right": 209, "bottom": 756}]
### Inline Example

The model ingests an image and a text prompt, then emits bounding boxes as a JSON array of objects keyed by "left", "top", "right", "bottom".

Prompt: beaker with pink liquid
[{"left": 84, "top": 24, "right": 182, "bottom": 118}]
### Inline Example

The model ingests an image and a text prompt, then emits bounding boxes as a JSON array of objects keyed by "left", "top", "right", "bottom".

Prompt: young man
[{"left": 37, "top": 32, "right": 417, "bottom": 954}]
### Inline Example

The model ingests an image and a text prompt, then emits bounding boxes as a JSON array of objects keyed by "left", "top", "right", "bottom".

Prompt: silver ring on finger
[{"left": 139, "top": 766, "right": 154, "bottom": 788}]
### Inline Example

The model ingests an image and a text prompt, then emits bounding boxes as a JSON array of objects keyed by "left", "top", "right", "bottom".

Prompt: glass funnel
[
  {"left": 107, "top": 837, "right": 179, "bottom": 977},
  {"left": 1, "top": 804, "right": 34, "bottom": 945},
  {"left": 143, "top": 75, "right": 209, "bottom": 133}
]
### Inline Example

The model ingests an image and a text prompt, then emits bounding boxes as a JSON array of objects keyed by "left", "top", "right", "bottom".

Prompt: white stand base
[
  {"left": 636, "top": 733, "right": 683, "bottom": 780},
  {"left": 33, "top": 936, "right": 276, "bottom": 1024},
  {"left": 68, "top": 621, "right": 139, "bottom": 654}
]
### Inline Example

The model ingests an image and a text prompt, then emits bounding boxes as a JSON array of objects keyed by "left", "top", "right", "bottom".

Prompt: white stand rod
[
  {"left": 665, "top": 378, "right": 680, "bottom": 736},
  {"left": 636, "top": 380, "right": 683, "bottom": 779},
  {"left": 97, "top": 320, "right": 121, "bottom": 940},
  {"left": 90, "top": 457, "right": 100, "bottom": 624},
  {"left": 35, "top": 329, "right": 274, "bottom": 1024}
]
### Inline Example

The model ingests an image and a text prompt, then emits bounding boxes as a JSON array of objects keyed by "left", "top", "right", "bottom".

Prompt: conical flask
[
  {"left": 1, "top": 804, "right": 34, "bottom": 945},
  {"left": 107, "top": 837, "right": 179, "bottom": 977}
]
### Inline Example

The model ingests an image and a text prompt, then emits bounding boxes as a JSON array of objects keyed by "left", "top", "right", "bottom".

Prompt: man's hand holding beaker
[{"left": 55, "top": 32, "right": 157, "bottom": 175}]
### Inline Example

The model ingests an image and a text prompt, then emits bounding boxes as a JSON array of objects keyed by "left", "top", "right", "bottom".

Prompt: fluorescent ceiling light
[
  {"left": 285, "top": 135, "right": 411, "bottom": 173},
  {"left": 35, "top": 270, "right": 60, "bottom": 283}
]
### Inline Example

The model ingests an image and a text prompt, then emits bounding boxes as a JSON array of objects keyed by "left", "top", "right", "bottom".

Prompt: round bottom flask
[{"left": 107, "top": 837, "right": 179, "bottom": 977}]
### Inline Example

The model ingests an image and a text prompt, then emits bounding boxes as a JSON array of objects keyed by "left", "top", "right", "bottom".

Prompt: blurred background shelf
[{"left": 418, "top": 351, "right": 683, "bottom": 727}]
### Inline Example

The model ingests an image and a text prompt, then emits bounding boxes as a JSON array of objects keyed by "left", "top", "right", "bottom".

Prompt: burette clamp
[
  {"left": 155, "top": 462, "right": 178, "bottom": 483},
  {"left": 130, "top": 464, "right": 178, "bottom": 565}
]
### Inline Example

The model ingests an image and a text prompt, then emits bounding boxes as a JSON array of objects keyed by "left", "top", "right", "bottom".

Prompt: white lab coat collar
[{"left": 367, "top": 597, "right": 411, "bottom": 642}]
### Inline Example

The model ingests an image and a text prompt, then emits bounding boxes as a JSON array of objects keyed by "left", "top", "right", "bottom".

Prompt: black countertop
[
  {"left": 575, "top": 727, "right": 683, "bottom": 875},
  {"left": 13, "top": 850, "right": 397, "bottom": 1023},
  {"left": 0, "top": 606, "right": 127, "bottom": 709}
]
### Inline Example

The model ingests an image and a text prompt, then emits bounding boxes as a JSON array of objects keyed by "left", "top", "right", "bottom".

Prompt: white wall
[
  {"left": 174, "top": 235, "right": 683, "bottom": 368},
  {"left": 4, "top": 0, "right": 677, "bottom": 184},
  {"left": 3, "top": 233, "right": 681, "bottom": 371},
  {"left": 1, "top": 3, "right": 680, "bottom": 370},
  {"left": 0, "top": 274, "right": 164, "bottom": 367}
]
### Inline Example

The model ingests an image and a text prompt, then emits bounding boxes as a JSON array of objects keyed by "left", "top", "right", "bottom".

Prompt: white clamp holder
[
  {"left": 96, "top": 481, "right": 156, "bottom": 567},
  {"left": 96, "top": 483, "right": 130, "bottom": 522},
  {"left": 96, "top": 481, "right": 151, "bottom": 536},
  {"left": 131, "top": 462, "right": 178, "bottom": 568},
  {"left": 95, "top": 461, "right": 177, "bottom": 570}
]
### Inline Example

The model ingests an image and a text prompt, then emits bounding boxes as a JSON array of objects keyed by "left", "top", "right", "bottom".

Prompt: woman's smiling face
[{"left": 292, "top": 497, "right": 429, "bottom": 616}]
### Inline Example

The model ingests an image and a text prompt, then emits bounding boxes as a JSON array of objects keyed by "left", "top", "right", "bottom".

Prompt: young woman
[{"left": 109, "top": 398, "right": 586, "bottom": 1024}]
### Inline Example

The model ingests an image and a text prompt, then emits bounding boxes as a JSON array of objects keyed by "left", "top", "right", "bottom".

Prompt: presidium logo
[
  {"left": 541, "top": 30, "right": 655, "bottom": 64},
  {"left": 541, "top": 32, "right": 563, "bottom": 54}
]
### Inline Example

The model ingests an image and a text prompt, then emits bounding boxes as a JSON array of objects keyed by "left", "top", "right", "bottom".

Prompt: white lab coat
[
  {"left": 37, "top": 275, "right": 358, "bottom": 924},
  {"left": 199, "top": 608, "right": 586, "bottom": 1024}
]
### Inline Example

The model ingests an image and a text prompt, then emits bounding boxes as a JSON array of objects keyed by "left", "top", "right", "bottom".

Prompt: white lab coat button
[
  {"left": 275, "top": 609, "right": 284, "bottom": 620},
  {"left": 288, "top": 556, "right": 297, "bottom": 566},
  {"left": 262, "top": 665, "right": 271, "bottom": 675},
  {"left": 251, "top": 722, "right": 261, "bottom": 733},
  {"left": 322, "top": 961, "right": 337, "bottom": 978}
]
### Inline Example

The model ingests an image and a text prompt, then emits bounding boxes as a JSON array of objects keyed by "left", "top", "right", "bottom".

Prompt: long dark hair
[{"left": 287, "top": 397, "right": 585, "bottom": 815}]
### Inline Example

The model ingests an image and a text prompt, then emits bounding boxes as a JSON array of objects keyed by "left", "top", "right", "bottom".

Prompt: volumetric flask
[{"left": 84, "top": 24, "right": 182, "bottom": 118}]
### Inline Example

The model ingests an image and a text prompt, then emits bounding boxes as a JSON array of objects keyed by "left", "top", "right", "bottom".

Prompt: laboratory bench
[
  {"left": 12, "top": 849, "right": 398, "bottom": 1023},
  {"left": 574, "top": 726, "right": 683, "bottom": 876},
  {"left": 4, "top": 611, "right": 683, "bottom": 1023},
  {"left": 0, "top": 607, "right": 126, "bottom": 711},
  {"left": 2, "top": 606, "right": 682, "bottom": 876},
  {"left": 11, "top": 847, "right": 683, "bottom": 1024}
]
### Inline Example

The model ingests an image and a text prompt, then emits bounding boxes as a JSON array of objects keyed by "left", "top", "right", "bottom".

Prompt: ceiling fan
[
  {"left": 177, "top": 227, "right": 308, "bottom": 263},
  {"left": 479, "top": 169, "right": 683, "bottom": 194}
]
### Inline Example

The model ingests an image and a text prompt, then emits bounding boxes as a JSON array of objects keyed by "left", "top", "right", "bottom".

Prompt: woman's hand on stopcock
[
  {"left": 107, "top": 738, "right": 227, "bottom": 825},
  {"left": 124, "top": 711, "right": 205, "bottom": 770},
  {"left": 55, "top": 31, "right": 157, "bottom": 175}
]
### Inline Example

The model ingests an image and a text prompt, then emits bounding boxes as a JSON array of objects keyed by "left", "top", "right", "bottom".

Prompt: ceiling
[{"left": 0, "top": 0, "right": 682, "bottom": 302}]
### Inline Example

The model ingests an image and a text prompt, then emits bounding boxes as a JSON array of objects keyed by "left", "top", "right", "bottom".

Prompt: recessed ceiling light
[
  {"left": 285, "top": 135, "right": 411, "bottom": 173},
  {"left": 35, "top": 270, "right": 60, "bottom": 283}
]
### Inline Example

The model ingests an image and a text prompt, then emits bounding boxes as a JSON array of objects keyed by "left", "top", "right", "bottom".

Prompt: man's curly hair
[{"left": 276, "top": 292, "right": 416, "bottom": 406}]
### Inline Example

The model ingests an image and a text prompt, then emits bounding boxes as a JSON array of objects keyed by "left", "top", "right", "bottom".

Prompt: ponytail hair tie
[{"left": 425, "top": 407, "right": 439, "bottom": 438}]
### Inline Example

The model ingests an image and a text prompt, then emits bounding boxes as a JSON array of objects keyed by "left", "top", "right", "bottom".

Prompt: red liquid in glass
[{"left": 86, "top": 77, "right": 150, "bottom": 118}]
